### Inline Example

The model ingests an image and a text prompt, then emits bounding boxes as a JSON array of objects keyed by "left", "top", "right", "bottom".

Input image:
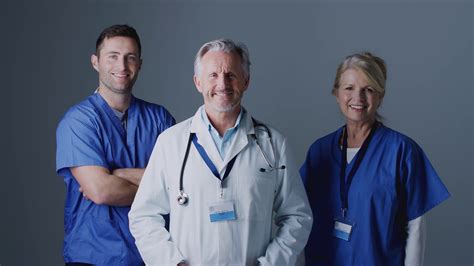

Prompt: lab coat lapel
[
  {"left": 221, "top": 110, "right": 253, "bottom": 172},
  {"left": 190, "top": 107, "right": 224, "bottom": 171}
]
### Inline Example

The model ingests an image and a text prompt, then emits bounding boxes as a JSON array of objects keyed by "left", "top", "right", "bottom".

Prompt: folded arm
[
  {"left": 112, "top": 168, "right": 145, "bottom": 186},
  {"left": 71, "top": 165, "right": 138, "bottom": 206}
]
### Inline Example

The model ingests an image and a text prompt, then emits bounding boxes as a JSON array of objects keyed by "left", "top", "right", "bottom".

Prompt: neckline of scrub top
[
  {"left": 93, "top": 93, "right": 135, "bottom": 139},
  {"left": 111, "top": 108, "right": 128, "bottom": 130},
  {"left": 346, "top": 147, "right": 360, "bottom": 163}
]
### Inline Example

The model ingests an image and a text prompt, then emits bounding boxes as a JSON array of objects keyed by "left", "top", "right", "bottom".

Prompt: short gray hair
[{"left": 194, "top": 38, "right": 251, "bottom": 79}]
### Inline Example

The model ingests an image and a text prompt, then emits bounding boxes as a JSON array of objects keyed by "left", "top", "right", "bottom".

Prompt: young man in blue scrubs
[{"left": 56, "top": 24, "right": 175, "bottom": 265}]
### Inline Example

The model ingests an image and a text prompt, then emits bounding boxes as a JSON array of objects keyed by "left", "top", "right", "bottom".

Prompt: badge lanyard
[
  {"left": 339, "top": 122, "right": 378, "bottom": 218},
  {"left": 192, "top": 134, "right": 238, "bottom": 198}
]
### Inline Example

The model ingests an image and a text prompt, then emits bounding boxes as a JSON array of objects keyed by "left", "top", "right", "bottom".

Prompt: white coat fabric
[{"left": 129, "top": 106, "right": 313, "bottom": 266}]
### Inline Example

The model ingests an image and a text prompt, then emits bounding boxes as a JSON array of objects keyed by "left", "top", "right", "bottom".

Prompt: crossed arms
[{"left": 71, "top": 166, "right": 144, "bottom": 206}]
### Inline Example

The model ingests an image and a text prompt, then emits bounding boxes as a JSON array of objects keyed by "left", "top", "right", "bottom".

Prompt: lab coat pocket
[{"left": 247, "top": 172, "right": 276, "bottom": 222}]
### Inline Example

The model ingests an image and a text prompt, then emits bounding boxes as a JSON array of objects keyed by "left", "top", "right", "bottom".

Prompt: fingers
[{"left": 78, "top": 187, "right": 89, "bottom": 200}]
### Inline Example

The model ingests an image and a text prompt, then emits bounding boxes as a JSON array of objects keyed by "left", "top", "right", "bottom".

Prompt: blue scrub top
[
  {"left": 56, "top": 93, "right": 175, "bottom": 265},
  {"left": 300, "top": 124, "right": 450, "bottom": 266}
]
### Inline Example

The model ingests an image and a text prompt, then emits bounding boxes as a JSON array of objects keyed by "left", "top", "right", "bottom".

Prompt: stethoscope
[{"left": 177, "top": 118, "right": 286, "bottom": 206}]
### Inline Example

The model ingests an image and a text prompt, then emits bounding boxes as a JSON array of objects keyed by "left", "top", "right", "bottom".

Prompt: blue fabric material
[
  {"left": 56, "top": 93, "right": 175, "bottom": 265},
  {"left": 200, "top": 108, "right": 242, "bottom": 159},
  {"left": 300, "top": 124, "right": 450, "bottom": 266}
]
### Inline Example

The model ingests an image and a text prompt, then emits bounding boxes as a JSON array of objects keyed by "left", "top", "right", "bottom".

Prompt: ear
[
  {"left": 243, "top": 75, "right": 250, "bottom": 91},
  {"left": 333, "top": 88, "right": 340, "bottom": 103},
  {"left": 138, "top": 58, "right": 143, "bottom": 71},
  {"left": 91, "top": 54, "right": 99, "bottom": 72},
  {"left": 193, "top": 75, "right": 203, "bottom": 93}
]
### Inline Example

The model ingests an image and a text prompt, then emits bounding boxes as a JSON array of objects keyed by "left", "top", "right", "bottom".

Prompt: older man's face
[{"left": 194, "top": 50, "right": 249, "bottom": 116}]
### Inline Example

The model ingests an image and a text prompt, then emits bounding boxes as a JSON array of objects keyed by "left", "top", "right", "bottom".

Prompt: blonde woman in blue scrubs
[{"left": 300, "top": 52, "right": 450, "bottom": 266}]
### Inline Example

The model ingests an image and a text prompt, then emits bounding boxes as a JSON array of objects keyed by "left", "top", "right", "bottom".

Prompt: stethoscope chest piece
[{"left": 177, "top": 190, "right": 189, "bottom": 206}]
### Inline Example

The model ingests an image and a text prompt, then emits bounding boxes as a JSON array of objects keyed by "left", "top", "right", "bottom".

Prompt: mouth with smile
[
  {"left": 112, "top": 72, "right": 130, "bottom": 80},
  {"left": 349, "top": 104, "right": 367, "bottom": 111},
  {"left": 212, "top": 91, "right": 233, "bottom": 97}
]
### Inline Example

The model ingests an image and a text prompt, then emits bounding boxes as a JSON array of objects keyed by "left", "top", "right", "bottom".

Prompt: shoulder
[
  {"left": 133, "top": 97, "right": 174, "bottom": 118},
  {"left": 308, "top": 127, "right": 341, "bottom": 152},
  {"left": 58, "top": 95, "right": 100, "bottom": 128},
  {"left": 260, "top": 121, "right": 285, "bottom": 141},
  {"left": 374, "top": 125, "right": 431, "bottom": 166},
  {"left": 377, "top": 125, "right": 422, "bottom": 152},
  {"left": 132, "top": 96, "right": 176, "bottom": 130},
  {"left": 250, "top": 119, "right": 288, "bottom": 149},
  {"left": 156, "top": 117, "right": 193, "bottom": 142}
]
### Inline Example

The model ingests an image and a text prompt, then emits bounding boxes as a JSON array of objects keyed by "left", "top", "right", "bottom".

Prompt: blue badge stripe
[
  {"left": 333, "top": 229, "right": 350, "bottom": 241},
  {"left": 210, "top": 211, "right": 236, "bottom": 222}
]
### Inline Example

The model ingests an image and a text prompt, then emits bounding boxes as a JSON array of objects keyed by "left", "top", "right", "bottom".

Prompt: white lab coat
[{"left": 129, "top": 107, "right": 313, "bottom": 266}]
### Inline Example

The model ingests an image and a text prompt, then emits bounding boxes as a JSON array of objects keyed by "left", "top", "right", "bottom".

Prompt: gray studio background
[{"left": 1, "top": 0, "right": 472, "bottom": 265}]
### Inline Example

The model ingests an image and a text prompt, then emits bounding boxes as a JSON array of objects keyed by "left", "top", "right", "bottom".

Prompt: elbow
[
  {"left": 83, "top": 187, "right": 109, "bottom": 205},
  {"left": 87, "top": 192, "right": 108, "bottom": 205}
]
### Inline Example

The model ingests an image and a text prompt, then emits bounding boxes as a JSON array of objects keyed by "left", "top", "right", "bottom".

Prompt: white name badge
[
  {"left": 333, "top": 219, "right": 354, "bottom": 241},
  {"left": 208, "top": 201, "right": 236, "bottom": 222}
]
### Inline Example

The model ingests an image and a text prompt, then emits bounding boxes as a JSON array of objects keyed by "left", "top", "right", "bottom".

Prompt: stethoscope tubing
[{"left": 177, "top": 119, "right": 282, "bottom": 205}]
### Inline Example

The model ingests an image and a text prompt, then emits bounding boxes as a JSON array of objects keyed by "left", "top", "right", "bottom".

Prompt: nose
[
  {"left": 116, "top": 56, "right": 127, "bottom": 70},
  {"left": 354, "top": 88, "right": 367, "bottom": 100},
  {"left": 216, "top": 75, "right": 230, "bottom": 89}
]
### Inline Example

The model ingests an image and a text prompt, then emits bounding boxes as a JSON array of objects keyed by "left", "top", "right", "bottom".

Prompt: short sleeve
[
  {"left": 401, "top": 140, "right": 450, "bottom": 220},
  {"left": 56, "top": 115, "right": 108, "bottom": 176}
]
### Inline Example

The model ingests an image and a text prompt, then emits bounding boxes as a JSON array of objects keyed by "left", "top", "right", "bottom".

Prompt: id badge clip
[
  {"left": 208, "top": 200, "right": 236, "bottom": 222},
  {"left": 333, "top": 208, "right": 355, "bottom": 241}
]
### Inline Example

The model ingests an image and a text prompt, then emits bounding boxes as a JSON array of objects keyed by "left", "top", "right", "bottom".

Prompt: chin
[
  {"left": 113, "top": 87, "right": 133, "bottom": 94},
  {"left": 213, "top": 103, "right": 238, "bottom": 113}
]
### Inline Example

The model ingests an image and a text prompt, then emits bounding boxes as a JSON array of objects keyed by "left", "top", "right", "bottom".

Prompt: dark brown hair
[{"left": 95, "top": 24, "right": 141, "bottom": 57}]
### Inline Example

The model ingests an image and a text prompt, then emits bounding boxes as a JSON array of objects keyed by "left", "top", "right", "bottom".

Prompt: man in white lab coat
[{"left": 129, "top": 39, "right": 313, "bottom": 266}]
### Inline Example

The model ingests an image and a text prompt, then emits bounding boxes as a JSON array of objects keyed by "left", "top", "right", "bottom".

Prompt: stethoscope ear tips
[{"left": 259, "top": 168, "right": 266, "bottom": 172}]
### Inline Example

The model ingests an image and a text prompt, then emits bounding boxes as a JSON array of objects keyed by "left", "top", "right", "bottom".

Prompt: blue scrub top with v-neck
[
  {"left": 300, "top": 124, "right": 450, "bottom": 266},
  {"left": 56, "top": 93, "right": 175, "bottom": 265}
]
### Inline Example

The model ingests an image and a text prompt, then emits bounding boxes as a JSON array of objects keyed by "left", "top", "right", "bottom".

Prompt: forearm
[
  {"left": 405, "top": 216, "right": 426, "bottom": 266},
  {"left": 95, "top": 174, "right": 138, "bottom": 206},
  {"left": 113, "top": 168, "right": 145, "bottom": 186},
  {"left": 71, "top": 166, "right": 138, "bottom": 206}
]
